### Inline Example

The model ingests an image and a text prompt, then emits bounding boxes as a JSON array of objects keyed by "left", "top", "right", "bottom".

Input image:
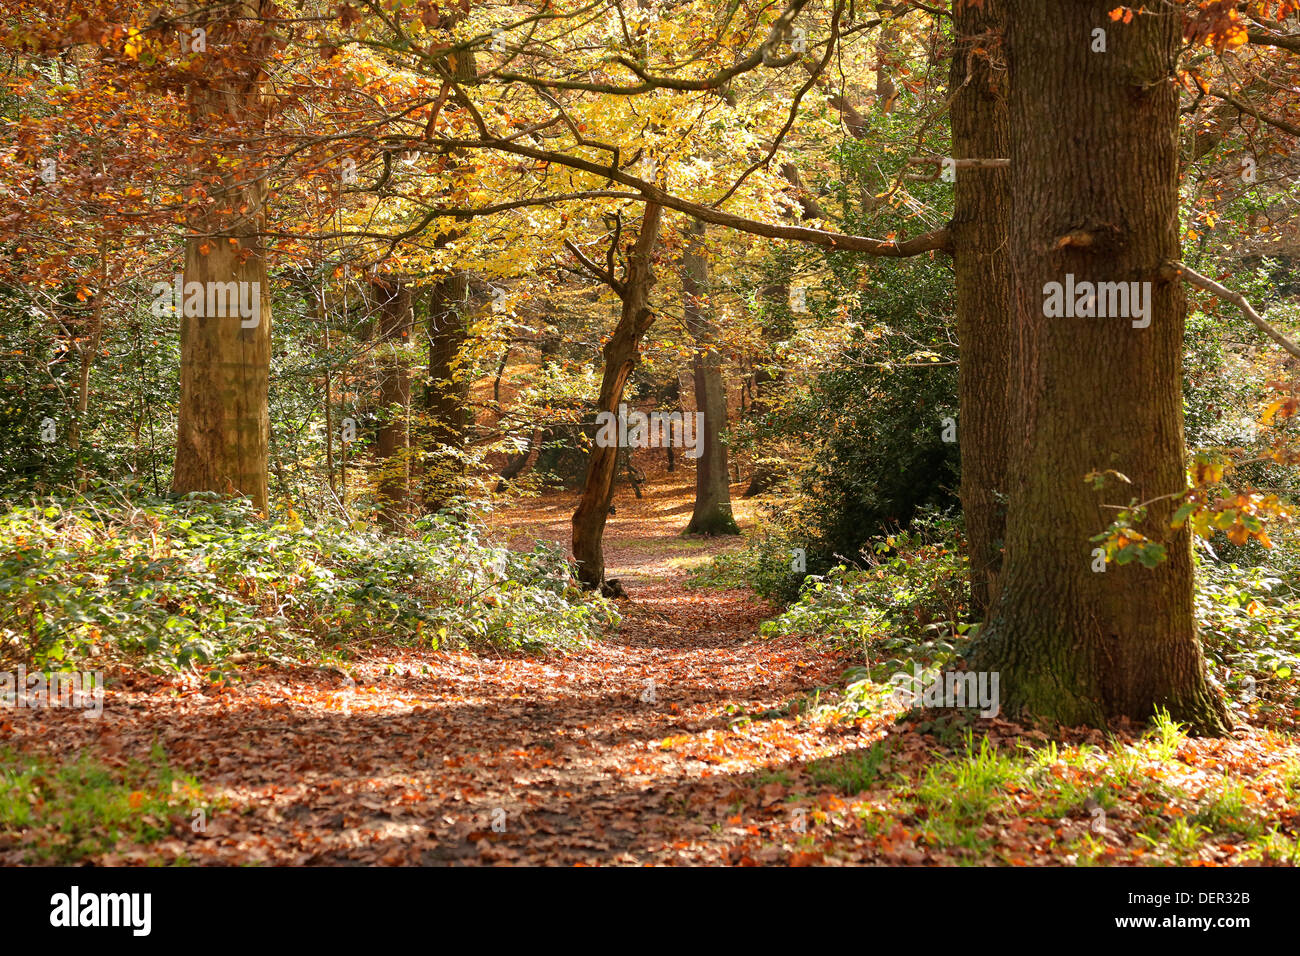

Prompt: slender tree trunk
[
  {"left": 69, "top": 237, "right": 108, "bottom": 488},
  {"left": 950, "top": 0, "right": 1010, "bottom": 618},
  {"left": 420, "top": 40, "right": 477, "bottom": 511},
  {"left": 423, "top": 274, "right": 469, "bottom": 508},
  {"left": 572, "top": 203, "right": 663, "bottom": 588},
  {"left": 374, "top": 279, "right": 413, "bottom": 526},
  {"left": 172, "top": 4, "right": 272, "bottom": 513},
  {"left": 968, "top": 0, "right": 1230, "bottom": 734},
  {"left": 681, "top": 219, "right": 738, "bottom": 535}
]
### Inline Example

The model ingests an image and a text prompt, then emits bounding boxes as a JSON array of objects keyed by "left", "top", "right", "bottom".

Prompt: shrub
[{"left": 0, "top": 492, "right": 618, "bottom": 671}]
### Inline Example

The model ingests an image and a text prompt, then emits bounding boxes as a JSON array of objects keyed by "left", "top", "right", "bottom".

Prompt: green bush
[
  {"left": 0, "top": 492, "right": 618, "bottom": 671},
  {"left": 1196, "top": 552, "right": 1300, "bottom": 710},
  {"left": 746, "top": 256, "right": 960, "bottom": 578},
  {"left": 760, "top": 511, "right": 971, "bottom": 679}
]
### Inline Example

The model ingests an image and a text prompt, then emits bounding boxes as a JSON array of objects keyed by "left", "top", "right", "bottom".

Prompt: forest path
[
  {"left": 10, "top": 479, "right": 1293, "bottom": 866},
  {"left": 7, "top": 478, "right": 873, "bottom": 865}
]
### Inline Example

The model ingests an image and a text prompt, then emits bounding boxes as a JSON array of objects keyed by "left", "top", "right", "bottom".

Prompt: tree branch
[
  {"left": 565, "top": 238, "right": 623, "bottom": 294},
  {"left": 439, "top": 136, "right": 952, "bottom": 257},
  {"left": 1207, "top": 87, "right": 1300, "bottom": 138},
  {"left": 1247, "top": 26, "right": 1300, "bottom": 54},
  {"left": 1165, "top": 260, "right": 1300, "bottom": 360}
]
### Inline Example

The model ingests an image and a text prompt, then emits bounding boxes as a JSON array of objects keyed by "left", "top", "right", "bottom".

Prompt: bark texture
[
  {"left": 423, "top": 274, "right": 470, "bottom": 509},
  {"left": 172, "top": 3, "right": 272, "bottom": 513},
  {"left": 949, "top": 0, "right": 1011, "bottom": 618},
  {"left": 968, "top": 1, "right": 1230, "bottom": 735}
]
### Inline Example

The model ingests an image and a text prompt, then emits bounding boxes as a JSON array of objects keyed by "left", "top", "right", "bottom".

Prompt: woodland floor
[{"left": 5, "top": 475, "right": 1300, "bottom": 866}]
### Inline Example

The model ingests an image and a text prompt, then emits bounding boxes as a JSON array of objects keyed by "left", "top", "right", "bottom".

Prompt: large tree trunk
[
  {"left": 968, "top": 1, "right": 1230, "bottom": 735},
  {"left": 374, "top": 279, "right": 413, "bottom": 526},
  {"left": 571, "top": 203, "right": 663, "bottom": 588},
  {"left": 949, "top": 0, "right": 1010, "bottom": 619},
  {"left": 681, "top": 219, "right": 738, "bottom": 535},
  {"left": 423, "top": 274, "right": 469, "bottom": 509},
  {"left": 172, "top": 4, "right": 272, "bottom": 513}
]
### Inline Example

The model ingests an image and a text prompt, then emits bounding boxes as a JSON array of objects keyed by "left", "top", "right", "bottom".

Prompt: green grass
[
  {"left": 684, "top": 548, "right": 756, "bottom": 590},
  {"left": 808, "top": 743, "right": 892, "bottom": 794},
  {"left": 0, "top": 745, "right": 209, "bottom": 863},
  {"left": 1189, "top": 779, "right": 1267, "bottom": 839}
]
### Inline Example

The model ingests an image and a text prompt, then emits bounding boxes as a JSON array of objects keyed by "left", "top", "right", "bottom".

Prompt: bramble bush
[{"left": 0, "top": 492, "right": 618, "bottom": 672}]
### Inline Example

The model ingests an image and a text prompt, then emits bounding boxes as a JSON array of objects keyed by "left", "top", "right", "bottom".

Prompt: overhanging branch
[
  {"left": 439, "top": 136, "right": 952, "bottom": 257},
  {"left": 1165, "top": 260, "right": 1300, "bottom": 361}
]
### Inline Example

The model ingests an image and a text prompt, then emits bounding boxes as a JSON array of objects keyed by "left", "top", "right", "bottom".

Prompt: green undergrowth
[
  {"left": 795, "top": 715, "right": 1300, "bottom": 864},
  {"left": 699, "top": 514, "right": 1300, "bottom": 721},
  {"left": 0, "top": 493, "right": 618, "bottom": 672}
]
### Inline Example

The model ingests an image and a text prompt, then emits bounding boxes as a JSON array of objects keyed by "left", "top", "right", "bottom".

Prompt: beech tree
[
  {"left": 172, "top": 3, "right": 274, "bottom": 513},
  {"left": 681, "top": 219, "right": 739, "bottom": 536},
  {"left": 570, "top": 202, "right": 663, "bottom": 589}
]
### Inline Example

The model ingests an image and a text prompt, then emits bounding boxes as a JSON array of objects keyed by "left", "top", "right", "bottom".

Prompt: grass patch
[
  {"left": 0, "top": 745, "right": 209, "bottom": 863},
  {"left": 807, "top": 742, "right": 892, "bottom": 795},
  {"left": 1189, "top": 779, "right": 1267, "bottom": 839},
  {"left": 685, "top": 548, "right": 757, "bottom": 590}
]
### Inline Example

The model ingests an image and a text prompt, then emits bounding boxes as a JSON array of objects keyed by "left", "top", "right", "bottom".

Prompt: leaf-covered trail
[
  {"left": 4, "top": 482, "right": 869, "bottom": 865},
  {"left": 11, "top": 479, "right": 1300, "bottom": 866}
]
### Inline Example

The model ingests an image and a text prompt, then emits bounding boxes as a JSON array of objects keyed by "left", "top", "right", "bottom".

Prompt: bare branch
[
  {"left": 1165, "top": 261, "right": 1300, "bottom": 361},
  {"left": 1207, "top": 87, "right": 1300, "bottom": 138},
  {"left": 565, "top": 239, "right": 623, "bottom": 294}
]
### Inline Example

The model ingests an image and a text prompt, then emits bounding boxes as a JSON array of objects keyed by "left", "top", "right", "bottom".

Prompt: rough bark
[
  {"left": 172, "top": 4, "right": 272, "bottom": 513},
  {"left": 571, "top": 203, "right": 663, "bottom": 588},
  {"left": 949, "top": 0, "right": 1011, "bottom": 618},
  {"left": 968, "top": 0, "right": 1230, "bottom": 735},
  {"left": 420, "top": 38, "right": 477, "bottom": 511},
  {"left": 681, "top": 219, "right": 738, "bottom": 535}
]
